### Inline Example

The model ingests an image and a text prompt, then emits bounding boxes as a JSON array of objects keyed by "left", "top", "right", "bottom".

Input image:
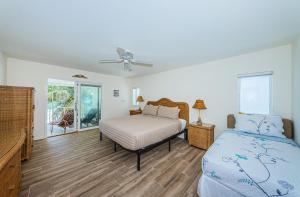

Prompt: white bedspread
[
  {"left": 99, "top": 114, "right": 182, "bottom": 150},
  {"left": 199, "top": 129, "right": 300, "bottom": 197}
]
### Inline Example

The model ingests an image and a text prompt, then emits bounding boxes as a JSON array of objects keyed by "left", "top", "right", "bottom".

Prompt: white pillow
[
  {"left": 157, "top": 105, "right": 180, "bottom": 119},
  {"left": 142, "top": 104, "right": 158, "bottom": 116},
  {"left": 235, "top": 114, "right": 285, "bottom": 138}
]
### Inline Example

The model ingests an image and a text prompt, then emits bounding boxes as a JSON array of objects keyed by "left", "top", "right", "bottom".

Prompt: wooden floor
[{"left": 21, "top": 129, "right": 204, "bottom": 197}]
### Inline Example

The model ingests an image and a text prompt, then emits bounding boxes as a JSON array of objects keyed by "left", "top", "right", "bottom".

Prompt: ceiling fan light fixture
[
  {"left": 98, "top": 47, "right": 153, "bottom": 72},
  {"left": 124, "top": 62, "right": 132, "bottom": 72}
]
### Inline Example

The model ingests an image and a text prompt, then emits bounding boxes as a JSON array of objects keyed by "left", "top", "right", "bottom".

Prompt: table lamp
[
  {"left": 193, "top": 99, "right": 207, "bottom": 125},
  {"left": 136, "top": 96, "right": 144, "bottom": 110}
]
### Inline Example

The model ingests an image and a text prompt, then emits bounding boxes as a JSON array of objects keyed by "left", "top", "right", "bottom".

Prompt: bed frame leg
[
  {"left": 137, "top": 151, "right": 141, "bottom": 171},
  {"left": 168, "top": 140, "right": 171, "bottom": 152},
  {"left": 100, "top": 132, "right": 103, "bottom": 141},
  {"left": 184, "top": 129, "right": 188, "bottom": 141},
  {"left": 114, "top": 142, "right": 117, "bottom": 152}
]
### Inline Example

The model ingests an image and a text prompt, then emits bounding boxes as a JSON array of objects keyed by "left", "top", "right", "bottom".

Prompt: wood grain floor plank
[{"left": 21, "top": 129, "right": 204, "bottom": 197}]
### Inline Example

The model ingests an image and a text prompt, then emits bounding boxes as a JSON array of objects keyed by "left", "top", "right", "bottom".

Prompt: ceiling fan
[{"left": 99, "top": 47, "right": 153, "bottom": 72}]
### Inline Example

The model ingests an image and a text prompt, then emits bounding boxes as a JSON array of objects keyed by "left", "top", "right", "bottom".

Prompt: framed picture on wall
[{"left": 113, "top": 89, "right": 119, "bottom": 97}]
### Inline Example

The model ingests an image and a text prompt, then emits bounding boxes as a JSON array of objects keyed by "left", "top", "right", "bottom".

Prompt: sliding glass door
[
  {"left": 47, "top": 79, "right": 102, "bottom": 137},
  {"left": 79, "top": 84, "right": 101, "bottom": 130}
]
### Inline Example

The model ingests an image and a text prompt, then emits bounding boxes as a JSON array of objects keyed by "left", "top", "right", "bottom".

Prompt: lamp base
[
  {"left": 196, "top": 113, "right": 202, "bottom": 125},
  {"left": 196, "top": 119, "right": 203, "bottom": 125}
]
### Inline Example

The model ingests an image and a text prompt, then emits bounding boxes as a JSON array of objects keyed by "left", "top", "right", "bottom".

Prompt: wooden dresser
[
  {"left": 0, "top": 126, "right": 26, "bottom": 196},
  {"left": 0, "top": 86, "right": 34, "bottom": 160}
]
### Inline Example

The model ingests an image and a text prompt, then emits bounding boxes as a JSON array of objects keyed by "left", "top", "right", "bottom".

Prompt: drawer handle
[{"left": 8, "top": 185, "right": 16, "bottom": 190}]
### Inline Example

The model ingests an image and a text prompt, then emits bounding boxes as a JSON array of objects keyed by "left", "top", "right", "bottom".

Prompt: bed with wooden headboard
[
  {"left": 99, "top": 98, "right": 189, "bottom": 171},
  {"left": 147, "top": 98, "right": 189, "bottom": 127},
  {"left": 227, "top": 114, "right": 294, "bottom": 139}
]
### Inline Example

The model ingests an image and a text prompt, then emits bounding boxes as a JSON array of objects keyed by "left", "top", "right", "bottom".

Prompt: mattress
[
  {"left": 179, "top": 118, "right": 187, "bottom": 132},
  {"left": 199, "top": 129, "right": 300, "bottom": 197},
  {"left": 99, "top": 114, "right": 182, "bottom": 150}
]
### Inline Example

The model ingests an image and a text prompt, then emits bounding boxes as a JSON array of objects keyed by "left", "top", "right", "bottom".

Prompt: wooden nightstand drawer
[
  {"left": 189, "top": 127, "right": 208, "bottom": 149},
  {"left": 188, "top": 123, "right": 215, "bottom": 150},
  {"left": 129, "top": 109, "right": 142, "bottom": 116}
]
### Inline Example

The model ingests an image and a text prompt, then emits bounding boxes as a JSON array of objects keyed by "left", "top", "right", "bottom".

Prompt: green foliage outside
[{"left": 48, "top": 85, "right": 75, "bottom": 120}]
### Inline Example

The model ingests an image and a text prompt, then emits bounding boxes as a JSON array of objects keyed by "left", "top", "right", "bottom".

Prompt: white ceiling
[{"left": 0, "top": 0, "right": 300, "bottom": 77}]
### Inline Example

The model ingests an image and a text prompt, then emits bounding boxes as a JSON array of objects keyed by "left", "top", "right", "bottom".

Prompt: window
[
  {"left": 238, "top": 73, "right": 272, "bottom": 115},
  {"left": 132, "top": 88, "right": 140, "bottom": 106}
]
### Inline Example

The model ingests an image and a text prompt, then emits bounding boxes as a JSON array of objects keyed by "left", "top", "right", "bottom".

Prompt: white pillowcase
[
  {"left": 235, "top": 114, "right": 285, "bottom": 138},
  {"left": 142, "top": 104, "right": 158, "bottom": 116},
  {"left": 157, "top": 105, "right": 180, "bottom": 119}
]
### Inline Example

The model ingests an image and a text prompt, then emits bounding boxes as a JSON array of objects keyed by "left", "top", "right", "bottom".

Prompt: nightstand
[
  {"left": 188, "top": 123, "right": 215, "bottom": 150},
  {"left": 129, "top": 109, "right": 142, "bottom": 115}
]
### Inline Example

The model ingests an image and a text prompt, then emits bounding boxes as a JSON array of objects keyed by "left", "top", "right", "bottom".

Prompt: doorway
[{"left": 47, "top": 79, "right": 102, "bottom": 137}]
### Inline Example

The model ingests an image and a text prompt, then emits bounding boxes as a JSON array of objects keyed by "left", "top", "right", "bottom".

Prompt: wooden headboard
[
  {"left": 147, "top": 98, "right": 189, "bottom": 127},
  {"left": 227, "top": 114, "right": 294, "bottom": 139}
]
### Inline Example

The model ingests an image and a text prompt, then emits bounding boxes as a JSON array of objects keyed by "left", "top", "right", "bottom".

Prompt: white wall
[
  {"left": 0, "top": 52, "right": 6, "bottom": 85},
  {"left": 130, "top": 45, "right": 292, "bottom": 138},
  {"left": 292, "top": 36, "right": 300, "bottom": 144},
  {"left": 4, "top": 45, "right": 293, "bottom": 140},
  {"left": 6, "top": 58, "right": 130, "bottom": 140}
]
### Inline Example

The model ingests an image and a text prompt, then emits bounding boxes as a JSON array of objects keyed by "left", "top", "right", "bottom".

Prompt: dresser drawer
[{"left": 0, "top": 150, "right": 22, "bottom": 197}]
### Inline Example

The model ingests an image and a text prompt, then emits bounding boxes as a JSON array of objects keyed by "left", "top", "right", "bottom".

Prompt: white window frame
[
  {"left": 237, "top": 71, "right": 273, "bottom": 115},
  {"left": 132, "top": 87, "right": 140, "bottom": 106}
]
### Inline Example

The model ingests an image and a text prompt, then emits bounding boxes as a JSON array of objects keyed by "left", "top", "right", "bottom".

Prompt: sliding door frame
[
  {"left": 45, "top": 78, "right": 77, "bottom": 137},
  {"left": 45, "top": 79, "right": 103, "bottom": 138},
  {"left": 75, "top": 82, "right": 102, "bottom": 132}
]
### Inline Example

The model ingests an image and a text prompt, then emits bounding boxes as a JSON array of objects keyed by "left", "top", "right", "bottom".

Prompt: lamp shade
[
  {"left": 193, "top": 99, "right": 207, "bottom": 109},
  {"left": 136, "top": 96, "right": 144, "bottom": 102}
]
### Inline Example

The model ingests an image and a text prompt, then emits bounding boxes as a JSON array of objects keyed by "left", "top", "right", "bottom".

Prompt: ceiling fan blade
[
  {"left": 116, "top": 47, "right": 126, "bottom": 58},
  {"left": 130, "top": 60, "right": 153, "bottom": 67},
  {"left": 99, "top": 59, "right": 123, "bottom": 63}
]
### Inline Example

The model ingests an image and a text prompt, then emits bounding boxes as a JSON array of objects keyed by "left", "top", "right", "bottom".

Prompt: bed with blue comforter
[{"left": 198, "top": 129, "right": 300, "bottom": 197}]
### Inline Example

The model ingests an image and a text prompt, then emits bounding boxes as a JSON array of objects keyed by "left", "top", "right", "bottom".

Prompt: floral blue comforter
[{"left": 202, "top": 130, "right": 300, "bottom": 197}]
